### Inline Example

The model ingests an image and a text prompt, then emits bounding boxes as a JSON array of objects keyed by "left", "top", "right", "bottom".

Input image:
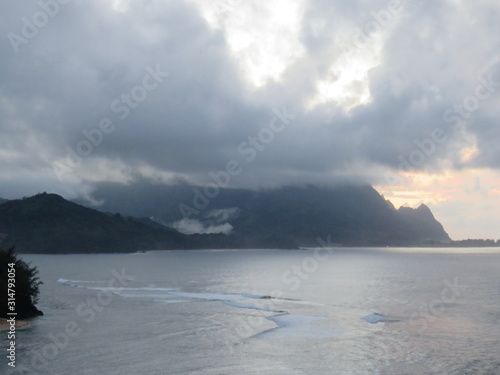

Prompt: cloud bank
[{"left": 0, "top": 1, "right": 498, "bottom": 206}]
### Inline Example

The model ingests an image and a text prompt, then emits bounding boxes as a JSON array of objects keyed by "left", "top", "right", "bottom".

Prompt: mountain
[
  {"left": 81, "top": 182, "right": 452, "bottom": 247},
  {"left": 0, "top": 198, "right": 7, "bottom": 205},
  {"left": 226, "top": 185, "right": 451, "bottom": 246},
  {"left": 0, "top": 193, "right": 234, "bottom": 253},
  {"left": 397, "top": 204, "right": 450, "bottom": 242},
  {"left": 0, "top": 185, "right": 451, "bottom": 253},
  {"left": 224, "top": 184, "right": 396, "bottom": 246}
]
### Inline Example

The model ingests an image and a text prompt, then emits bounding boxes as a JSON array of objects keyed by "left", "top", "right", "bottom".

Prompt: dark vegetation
[
  {"left": 1, "top": 247, "right": 43, "bottom": 319},
  {"left": 451, "top": 239, "right": 500, "bottom": 247},
  {"left": 0, "top": 193, "right": 236, "bottom": 253}
]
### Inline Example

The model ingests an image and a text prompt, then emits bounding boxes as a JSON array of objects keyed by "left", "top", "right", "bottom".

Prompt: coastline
[{"left": 0, "top": 318, "right": 30, "bottom": 331}]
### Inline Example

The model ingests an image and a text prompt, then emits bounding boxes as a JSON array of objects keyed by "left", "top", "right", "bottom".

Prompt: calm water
[{"left": 3, "top": 248, "right": 500, "bottom": 374}]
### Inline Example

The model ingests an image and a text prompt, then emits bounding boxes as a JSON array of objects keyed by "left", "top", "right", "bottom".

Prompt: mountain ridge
[
  {"left": 0, "top": 184, "right": 453, "bottom": 253},
  {"left": 78, "top": 183, "right": 452, "bottom": 247},
  {"left": 0, "top": 193, "right": 235, "bottom": 253}
]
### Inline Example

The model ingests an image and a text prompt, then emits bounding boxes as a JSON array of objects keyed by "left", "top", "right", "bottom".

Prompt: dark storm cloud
[{"left": 0, "top": 0, "right": 499, "bottom": 198}]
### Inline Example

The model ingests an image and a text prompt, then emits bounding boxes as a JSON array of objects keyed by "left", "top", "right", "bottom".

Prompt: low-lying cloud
[{"left": 0, "top": 0, "right": 498, "bottom": 200}]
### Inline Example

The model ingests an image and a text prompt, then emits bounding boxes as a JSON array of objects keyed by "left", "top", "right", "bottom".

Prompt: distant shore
[{"left": 0, "top": 318, "right": 30, "bottom": 331}]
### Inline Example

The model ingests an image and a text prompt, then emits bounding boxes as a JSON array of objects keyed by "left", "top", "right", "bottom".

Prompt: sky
[{"left": 0, "top": 0, "right": 499, "bottom": 240}]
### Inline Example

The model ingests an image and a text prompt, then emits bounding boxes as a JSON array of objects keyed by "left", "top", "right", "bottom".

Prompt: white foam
[
  {"left": 59, "top": 279, "right": 271, "bottom": 302},
  {"left": 57, "top": 278, "right": 106, "bottom": 284},
  {"left": 117, "top": 287, "right": 176, "bottom": 291},
  {"left": 117, "top": 293, "right": 175, "bottom": 299},
  {"left": 61, "top": 284, "right": 176, "bottom": 292},
  {"left": 223, "top": 300, "right": 283, "bottom": 313},
  {"left": 168, "top": 291, "right": 242, "bottom": 301},
  {"left": 58, "top": 280, "right": 342, "bottom": 339},
  {"left": 59, "top": 281, "right": 295, "bottom": 318},
  {"left": 167, "top": 291, "right": 269, "bottom": 301},
  {"left": 362, "top": 313, "right": 401, "bottom": 324},
  {"left": 256, "top": 314, "right": 335, "bottom": 339}
]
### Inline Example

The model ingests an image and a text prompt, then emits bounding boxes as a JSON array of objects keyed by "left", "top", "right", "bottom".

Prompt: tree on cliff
[{"left": 1, "top": 247, "right": 43, "bottom": 318}]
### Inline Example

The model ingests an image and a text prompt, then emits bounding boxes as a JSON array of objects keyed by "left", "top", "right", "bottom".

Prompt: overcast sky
[{"left": 0, "top": 0, "right": 499, "bottom": 240}]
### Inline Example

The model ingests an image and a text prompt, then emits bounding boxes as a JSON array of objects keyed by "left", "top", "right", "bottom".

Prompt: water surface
[{"left": 3, "top": 248, "right": 500, "bottom": 374}]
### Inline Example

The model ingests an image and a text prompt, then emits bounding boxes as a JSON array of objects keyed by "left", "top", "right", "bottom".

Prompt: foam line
[
  {"left": 223, "top": 301, "right": 284, "bottom": 313},
  {"left": 167, "top": 291, "right": 270, "bottom": 301},
  {"left": 57, "top": 278, "right": 107, "bottom": 284},
  {"left": 61, "top": 284, "right": 176, "bottom": 292}
]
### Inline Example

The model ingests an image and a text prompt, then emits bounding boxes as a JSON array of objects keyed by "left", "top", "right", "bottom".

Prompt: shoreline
[
  {"left": 16, "top": 244, "right": 500, "bottom": 255},
  {"left": 0, "top": 318, "right": 30, "bottom": 331}
]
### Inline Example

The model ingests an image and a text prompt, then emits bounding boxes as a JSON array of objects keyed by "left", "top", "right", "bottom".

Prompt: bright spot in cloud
[
  {"left": 307, "top": 34, "right": 383, "bottom": 111},
  {"left": 110, "top": 0, "right": 131, "bottom": 12},
  {"left": 460, "top": 145, "right": 479, "bottom": 164},
  {"left": 190, "top": 0, "right": 306, "bottom": 87},
  {"left": 458, "top": 133, "right": 479, "bottom": 164}
]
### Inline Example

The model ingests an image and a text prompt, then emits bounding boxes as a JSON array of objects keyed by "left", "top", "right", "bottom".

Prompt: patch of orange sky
[{"left": 376, "top": 169, "right": 500, "bottom": 240}]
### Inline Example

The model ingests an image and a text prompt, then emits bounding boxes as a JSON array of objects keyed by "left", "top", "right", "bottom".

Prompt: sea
[{"left": 3, "top": 247, "right": 500, "bottom": 375}]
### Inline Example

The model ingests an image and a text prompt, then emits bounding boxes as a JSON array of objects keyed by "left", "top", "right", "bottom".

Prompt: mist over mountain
[
  {"left": 0, "top": 183, "right": 452, "bottom": 253},
  {"left": 0, "top": 193, "right": 235, "bottom": 253},
  {"left": 78, "top": 182, "right": 452, "bottom": 247}
]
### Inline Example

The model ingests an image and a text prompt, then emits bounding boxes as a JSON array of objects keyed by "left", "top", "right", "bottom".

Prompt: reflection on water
[{"left": 3, "top": 248, "right": 499, "bottom": 375}]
